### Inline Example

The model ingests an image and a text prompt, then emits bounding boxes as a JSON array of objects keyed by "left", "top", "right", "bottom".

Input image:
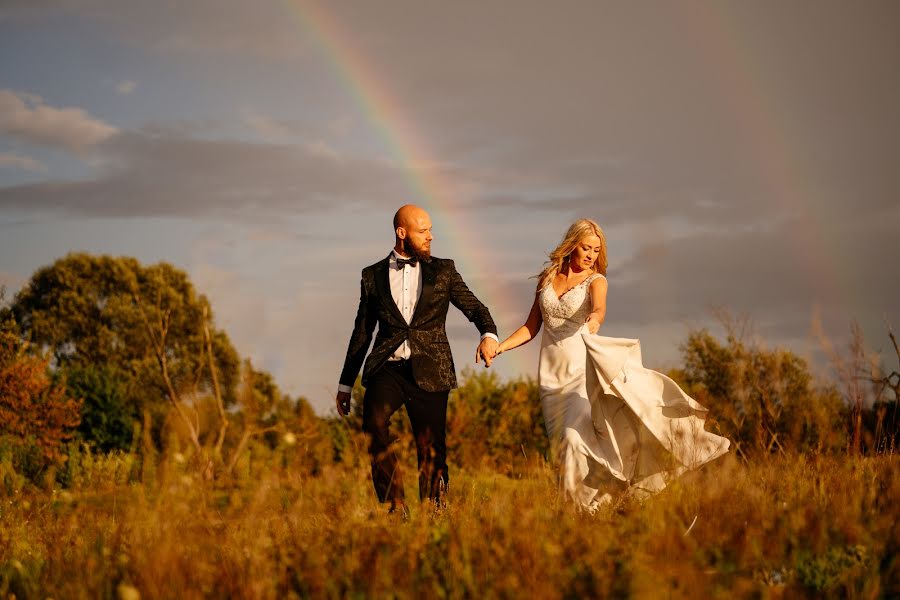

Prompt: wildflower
[{"left": 117, "top": 583, "right": 141, "bottom": 600}]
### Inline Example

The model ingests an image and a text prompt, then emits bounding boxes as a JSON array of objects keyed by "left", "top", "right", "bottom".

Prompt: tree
[
  {"left": 4, "top": 254, "right": 307, "bottom": 478},
  {"left": 673, "top": 315, "right": 846, "bottom": 458},
  {"left": 64, "top": 365, "right": 134, "bottom": 452},
  {"left": 4, "top": 253, "right": 240, "bottom": 447},
  {"left": 0, "top": 323, "right": 82, "bottom": 465},
  {"left": 448, "top": 368, "right": 547, "bottom": 471},
  {"left": 818, "top": 321, "right": 900, "bottom": 454},
  {"left": 870, "top": 326, "right": 900, "bottom": 452},
  {"left": 218, "top": 359, "right": 283, "bottom": 473}
]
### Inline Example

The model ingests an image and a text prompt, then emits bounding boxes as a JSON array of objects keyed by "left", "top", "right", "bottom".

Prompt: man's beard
[{"left": 402, "top": 238, "right": 432, "bottom": 262}]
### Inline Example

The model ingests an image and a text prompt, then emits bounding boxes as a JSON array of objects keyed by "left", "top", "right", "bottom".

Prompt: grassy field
[{"left": 1, "top": 450, "right": 897, "bottom": 599}]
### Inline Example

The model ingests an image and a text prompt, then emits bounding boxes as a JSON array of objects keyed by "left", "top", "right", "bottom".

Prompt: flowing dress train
[{"left": 537, "top": 274, "right": 730, "bottom": 508}]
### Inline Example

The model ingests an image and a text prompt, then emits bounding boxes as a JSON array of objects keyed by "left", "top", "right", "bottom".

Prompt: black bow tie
[{"left": 396, "top": 256, "right": 417, "bottom": 268}]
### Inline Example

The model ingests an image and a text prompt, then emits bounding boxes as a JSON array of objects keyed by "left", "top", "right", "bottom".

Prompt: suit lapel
[
  {"left": 411, "top": 259, "right": 436, "bottom": 326},
  {"left": 374, "top": 257, "right": 406, "bottom": 325}
]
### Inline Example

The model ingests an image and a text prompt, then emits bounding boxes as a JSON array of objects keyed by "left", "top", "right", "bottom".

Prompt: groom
[{"left": 336, "top": 204, "right": 498, "bottom": 513}]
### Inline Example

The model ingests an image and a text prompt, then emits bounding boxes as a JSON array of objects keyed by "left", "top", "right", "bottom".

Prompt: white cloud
[
  {"left": 240, "top": 110, "right": 342, "bottom": 158},
  {"left": 0, "top": 152, "right": 48, "bottom": 173},
  {"left": 303, "top": 140, "right": 339, "bottom": 159},
  {"left": 0, "top": 131, "right": 410, "bottom": 218},
  {"left": 0, "top": 89, "right": 117, "bottom": 154},
  {"left": 241, "top": 110, "right": 292, "bottom": 143},
  {"left": 115, "top": 80, "right": 137, "bottom": 95}
]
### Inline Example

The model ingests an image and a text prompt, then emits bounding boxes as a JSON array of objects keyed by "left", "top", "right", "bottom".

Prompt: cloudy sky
[{"left": 1, "top": 1, "right": 898, "bottom": 412}]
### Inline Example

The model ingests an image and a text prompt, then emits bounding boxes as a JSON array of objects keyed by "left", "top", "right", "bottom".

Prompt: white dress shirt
[
  {"left": 337, "top": 250, "right": 497, "bottom": 394},
  {"left": 388, "top": 249, "right": 422, "bottom": 360}
]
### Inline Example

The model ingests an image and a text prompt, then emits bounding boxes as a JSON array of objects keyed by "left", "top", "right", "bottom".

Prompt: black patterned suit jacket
[{"left": 339, "top": 255, "right": 497, "bottom": 393}]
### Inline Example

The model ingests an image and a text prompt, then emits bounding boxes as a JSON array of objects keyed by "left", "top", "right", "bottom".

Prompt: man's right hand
[
  {"left": 336, "top": 391, "right": 352, "bottom": 416},
  {"left": 475, "top": 336, "right": 499, "bottom": 368}
]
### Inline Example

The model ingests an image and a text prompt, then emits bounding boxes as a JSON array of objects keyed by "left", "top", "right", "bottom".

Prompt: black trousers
[{"left": 362, "top": 360, "right": 449, "bottom": 505}]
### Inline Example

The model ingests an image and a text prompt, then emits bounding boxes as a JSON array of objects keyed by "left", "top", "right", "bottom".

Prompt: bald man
[{"left": 336, "top": 205, "right": 498, "bottom": 514}]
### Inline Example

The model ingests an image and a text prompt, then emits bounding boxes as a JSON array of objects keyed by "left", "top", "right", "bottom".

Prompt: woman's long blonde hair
[{"left": 536, "top": 219, "right": 608, "bottom": 291}]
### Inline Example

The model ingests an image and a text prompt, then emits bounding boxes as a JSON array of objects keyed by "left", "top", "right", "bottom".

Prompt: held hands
[
  {"left": 336, "top": 390, "right": 351, "bottom": 417},
  {"left": 475, "top": 337, "right": 500, "bottom": 368}
]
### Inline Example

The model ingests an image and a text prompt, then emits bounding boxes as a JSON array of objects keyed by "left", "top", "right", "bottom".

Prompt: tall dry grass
[{"left": 1, "top": 448, "right": 897, "bottom": 599}]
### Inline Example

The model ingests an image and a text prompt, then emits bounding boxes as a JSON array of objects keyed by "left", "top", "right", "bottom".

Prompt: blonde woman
[{"left": 496, "top": 219, "right": 729, "bottom": 510}]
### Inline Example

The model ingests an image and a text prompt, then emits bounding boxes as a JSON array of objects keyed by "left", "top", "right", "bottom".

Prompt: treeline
[{"left": 0, "top": 253, "right": 897, "bottom": 490}]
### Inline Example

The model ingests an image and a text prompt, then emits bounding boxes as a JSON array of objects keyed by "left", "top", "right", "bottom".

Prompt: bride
[{"left": 495, "top": 219, "right": 729, "bottom": 510}]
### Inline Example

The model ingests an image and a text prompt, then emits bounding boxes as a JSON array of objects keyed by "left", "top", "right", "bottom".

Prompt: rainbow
[
  {"left": 678, "top": 3, "right": 851, "bottom": 312},
  {"left": 281, "top": 0, "right": 535, "bottom": 377},
  {"left": 281, "top": 3, "right": 844, "bottom": 377}
]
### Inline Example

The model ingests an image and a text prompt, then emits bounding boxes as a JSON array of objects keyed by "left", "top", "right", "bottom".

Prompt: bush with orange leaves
[{"left": 0, "top": 325, "right": 82, "bottom": 464}]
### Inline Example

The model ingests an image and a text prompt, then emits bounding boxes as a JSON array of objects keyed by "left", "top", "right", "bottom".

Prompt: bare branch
[
  {"left": 130, "top": 286, "right": 202, "bottom": 453},
  {"left": 202, "top": 304, "right": 229, "bottom": 458},
  {"left": 226, "top": 424, "right": 281, "bottom": 474}
]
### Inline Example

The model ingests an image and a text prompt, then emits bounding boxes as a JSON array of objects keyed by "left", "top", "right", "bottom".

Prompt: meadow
[
  {"left": 1, "top": 447, "right": 897, "bottom": 599},
  {"left": 2, "top": 255, "right": 898, "bottom": 598}
]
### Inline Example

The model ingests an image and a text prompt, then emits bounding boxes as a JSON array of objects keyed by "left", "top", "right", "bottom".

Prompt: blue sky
[{"left": 2, "top": 1, "right": 899, "bottom": 412}]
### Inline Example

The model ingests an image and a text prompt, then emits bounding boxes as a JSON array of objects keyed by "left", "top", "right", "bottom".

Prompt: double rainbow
[{"left": 283, "top": 2, "right": 841, "bottom": 375}]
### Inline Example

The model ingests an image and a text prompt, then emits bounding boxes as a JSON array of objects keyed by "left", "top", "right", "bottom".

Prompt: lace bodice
[{"left": 539, "top": 273, "right": 604, "bottom": 340}]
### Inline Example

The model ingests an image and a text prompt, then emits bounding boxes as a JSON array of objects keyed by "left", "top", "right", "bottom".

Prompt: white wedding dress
[{"left": 538, "top": 274, "right": 730, "bottom": 509}]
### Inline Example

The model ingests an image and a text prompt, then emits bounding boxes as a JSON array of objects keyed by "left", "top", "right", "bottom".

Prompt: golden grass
[{"left": 1, "top": 452, "right": 897, "bottom": 599}]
